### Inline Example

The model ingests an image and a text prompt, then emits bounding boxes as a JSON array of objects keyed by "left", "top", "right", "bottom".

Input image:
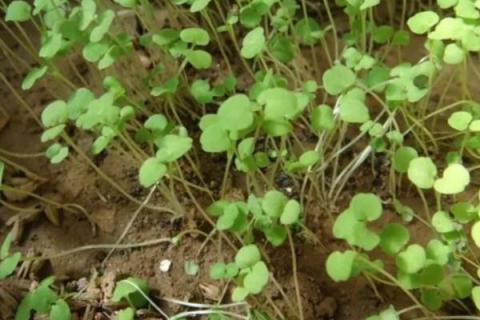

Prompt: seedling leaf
[
  {"left": 407, "top": 11, "right": 439, "bottom": 34},
  {"left": 448, "top": 111, "right": 472, "bottom": 131},
  {"left": 6, "top": 1, "right": 32, "bottom": 22},
  {"left": 49, "top": 299, "right": 71, "bottom": 320},
  {"left": 434, "top": 164, "right": 470, "bottom": 195},
  {"left": 139, "top": 158, "right": 167, "bottom": 187},
  {"left": 241, "top": 27, "right": 265, "bottom": 59},
  {"left": 262, "top": 190, "right": 288, "bottom": 218},
  {"left": 235, "top": 244, "right": 261, "bottom": 269},
  {"left": 22, "top": 66, "right": 48, "bottom": 90},
  {"left": 112, "top": 277, "right": 149, "bottom": 308},
  {"left": 190, "top": 0, "right": 211, "bottom": 12},
  {"left": 0, "top": 252, "right": 21, "bottom": 279},
  {"left": 323, "top": 65, "right": 356, "bottom": 95},
  {"left": 380, "top": 223, "right": 410, "bottom": 255},
  {"left": 326, "top": 250, "right": 357, "bottom": 282},
  {"left": 118, "top": 308, "right": 135, "bottom": 320},
  {"left": 407, "top": 157, "right": 437, "bottom": 189},
  {"left": 396, "top": 244, "right": 426, "bottom": 274},
  {"left": 243, "top": 261, "right": 269, "bottom": 294},
  {"left": 350, "top": 193, "right": 383, "bottom": 221},
  {"left": 280, "top": 200, "right": 301, "bottom": 225},
  {"left": 180, "top": 28, "right": 210, "bottom": 46}
]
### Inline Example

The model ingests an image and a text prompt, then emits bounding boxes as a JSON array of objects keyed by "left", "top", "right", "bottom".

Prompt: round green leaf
[
  {"left": 46, "top": 143, "right": 69, "bottom": 164},
  {"left": 443, "top": 43, "right": 465, "bottom": 65},
  {"left": 428, "top": 17, "right": 464, "bottom": 40},
  {"left": 350, "top": 193, "right": 383, "bottom": 221},
  {"left": 49, "top": 299, "right": 71, "bottom": 320},
  {"left": 112, "top": 277, "right": 149, "bottom": 307},
  {"left": 295, "top": 18, "right": 323, "bottom": 45},
  {"left": 434, "top": 163, "right": 470, "bottom": 195},
  {"left": 237, "top": 137, "right": 255, "bottom": 160},
  {"left": 41, "top": 124, "right": 65, "bottom": 142},
  {"left": 432, "top": 211, "right": 456, "bottom": 233},
  {"left": 380, "top": 223, "right": 410, "bottom": 255},
  {"left": 396, "top": 244, "right": 426, "bottom": 274},
  {"left": 180, "top": 27, "right": 210, "bottom": 46},
  {"left": 216, "top": 204, "right": 239, "bottom": 230},
  {"left": 280, "top": 200, "right": 301, "bottom": 225},
  {"left": 209, "top": 263, "right": 226, "bottom": 280},
  {"left": 138, "top": 158, "right": 167, "bottom": 187},
  {"left": 83, "top": 41, "right": 110, "bottom": 62},
  {"left": 263, "top": 224, "right": 287, "bottom": 246},
  {"left": 407, "top": 157, "right": 437, "bottom": 189},
  {"left": 426, "top": 239, "right": 451, "bottom": 265},
  {"left": 190, "top": 80, "right": 213, "bottom": 104},
  {"left": 393, "top": 146, "right": 418, "bottom": 173},
  {"left": 190, "top": 0, "right": 211, "bottom": 12},
  {"left": 200, "top": 124, "right": 232, "bottom": 153},
  {"left": 235, "top": 244, "right": 261, "bottom": 269},
  {"left": 152, "top": 29, "right": 180, "bottom": 46},
  {"left": 118, "top": 308, "right": 134, "bottom": 320},
  {"left": 241, "top": 27, "right": 265, "bottom": 59},
  {"left": 451, "top": 202, "right": 476, "bottom": 223},
  {"left": 419, "top": 264, "right": 444, "bottom": 286},
  {"left": 451, "top": 273, "right": 473, "bottom": 299},
  {"left": 448, "top": 111, "right": 472, "bottom": 131},
  {"left": 469, "top": 120, "right": 480, "bottom": 132},
  {"left": 326, "top": 250, "right": 357, "bottom": 282},
  {"left": 232, "top": 287, "right": 249, "bottom": 302},
  {"left": 0, "top": 252, "right": 21, "bottom": 279},
  {"left": 333, "top": 209, "right": 358, "bottom": 240},
  {"left": 67, "top": 88, "right": 95, "bottom": 120},
  {"left": 323, "top": 65, "right": 356, "bottom": 95},
  {"left": 299, "top": 151, "right": 320, "bottom": 167},
  {"left": 258, "top": 88, "right": 298, "bottom": 120},
  {"left": 145, "top": 114, "right": 168, "bottom": 132},
  {"left": 421, "top": 289, "right": 443, "bottom": 311},
  {"left": 268, "top": 35, "right": 295, "bottom": 63},
  {"left": 339, "top": 95, "right": 370, "bottom": 123},
  {"left": 6, "top": 1, "right": 32, "bottom": 22},
  {"left": 352, "top": 223, "right": 380, "bottom": 251},
  {"left": 311, "top": 104, "right": 334, "bottom": 131},
  {"left": 243, "top": 261, "right": 269, "bottom": 294},
  {"left": 407, "top": 11, "right": 439, "bottom": 34},
  {"left": 217, "top": 94, "right": 254, "bottom": 132},
  {"left": 185, "top": 49, "right": 212, "bottom": 69},
  {"left": 239, "top": 0, "right": 269, "bottom": 28},
  {"left": 155, "top": 134, "right": 192, "bottom": 162},
  {"left": 262, "top": 190, "right": 288, "bottom": 218}
]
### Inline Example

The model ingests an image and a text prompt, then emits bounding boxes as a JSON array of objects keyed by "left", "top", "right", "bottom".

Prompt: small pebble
[{"left": 159, "top": 259, "right": 172, "bottom": 273}]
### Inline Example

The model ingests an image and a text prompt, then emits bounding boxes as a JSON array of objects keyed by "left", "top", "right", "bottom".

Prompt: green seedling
[
  {"left": 112, "top": 277, "right": 150, "bottom": 320},
  {"left": 16, "top": 277, "right": 71, "bottom": 320},
  {"left": 0, "top": 232, "right": 22, "bottom": 280},
  {"left": 207, "top": 190, "right": 302, "bottom": 247},
  {"left": 241, "top": 27, "right": 266, "bottom": 59},
  {"left": 210, "top": 244, "right": 269, "bottom": 302},
  {"left": 139, "top": 117, "right": 192, "bottom": 187}
]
